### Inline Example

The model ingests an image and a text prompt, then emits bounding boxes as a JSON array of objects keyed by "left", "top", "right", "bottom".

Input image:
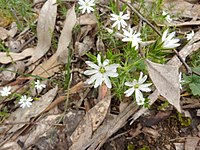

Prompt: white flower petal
[
  {"left": 135, "top": 89, "right": 143, "bottom": 103},
  {"left": 125, "top": 81, "right": 134, "bottom": 87},
  {"left": 162, "top": 29, "right": 168, "bottom": 42},
  {"left": 106, "top": 72, "right": 118, "bottom": 77},
  {"left": 103, "top": 59, "right": 109, "bottom": 66},
  {"left": 139, "top": 83, "right": 152, "bottom": 92},
  {"left": 86, "top": 73, "right": 98, "bottom": 84},
  {"left": 105, "top": 64, "right": 119, "bottom": 70},
  {"left": 85, "top": 61, "right": 99, "bottom": 69},
  {"left": 84, "top": 69, "right": 99, "bottom": 75},
  {"left": 124, "top": 88, "right": 135, "bottom": 97},
  {"left": 94, "top": 73, "right": 103, "bottom": 88},
  {"left": 104, "top": 74, "right": 112, "bottom": 88}
]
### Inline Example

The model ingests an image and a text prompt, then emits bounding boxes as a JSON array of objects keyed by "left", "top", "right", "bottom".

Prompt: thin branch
[{"left": 119, "top": 0, "right": 161, "bottom": 36}]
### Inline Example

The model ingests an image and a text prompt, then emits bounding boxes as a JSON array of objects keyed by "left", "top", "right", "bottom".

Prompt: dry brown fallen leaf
[
  {"left": 146, "top": 59, "right": 181, "bottom": 112},
  {"left": 185, "top": 137, "right": 199, "bottom": 150},
  {"left": 28, "top": 0, "right": 57, "bottom": 64},
  {"left": 0, "top": 61, "right": 25, "bottom": 83},
  {"left": 0, "top": 27, "right": 8, "bottom": 40},
  {"left": 75, "top": 36, "right": 95, "bottom": 56},
  {"left": 164, "top": 0, "right": 200, "bottom": 19},
  {"left": 31, "top": 6, "right": 76, "bottom": 78},
  {"left": 0, "top": 48, "right": 34, "bottom": 64},
  {"left": 31, "top": 54, "right": 61, "bottom": 78},
  {"left": 70, "top": 95, "right": 111, "bottom": 149},
  {"left": 56, "top": 5, "right": 76, "bottom": 64},
  {"left": 1, "top": 86, "right": 58, "bottom": 137},
  {"left": 23, "top": 114, "right": 61, "bottom": 147},
  {"left": 70, "top": 113, "right": 93, "bottom": 150},
  {"left": 77, "top": 13, "right": 98, "bottom": 25}
]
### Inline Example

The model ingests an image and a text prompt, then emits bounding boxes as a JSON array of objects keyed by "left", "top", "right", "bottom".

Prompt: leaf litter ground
[{"left": 0, "top": 0, "right": 200, "bottom": 150}]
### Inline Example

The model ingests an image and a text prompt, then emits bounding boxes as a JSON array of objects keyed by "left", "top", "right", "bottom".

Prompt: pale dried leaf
[
  {"left": 164, "top": 0, "right": 200, "bottom": 19},
  {"left": 70, "top": 113, "right": 93, "bottom": 150},
  {"left": 0, "top": 61, "right": 25, "bottom": 83},
  {"left": 96, "top": 36, "right": 105, "bottom": 52},
  {"left": 0, "top": 27, "right": 8, "bottom": 40},
  {"left": 146, "top": 59, "right": 181, "bottom": 112},
  {"left": 56, "top": 6, "right": 76, "bottom": 64},
  {"left": 31, "top": 54, "right": 61, "bottom": 78},
  {"left": 174, "top": 143, "right": 184, "bottom": 150},
  {"left": 70, "top": 96, "right": 111, "bottom": 143},
  {"left": 5, "top": 86, "right": 58, "bottom": 134},
  {"left": 24, "top": 114, "right": 61, "bottom": 147},
  {"left": 77, "top": 13, "right": 98, "bottom": 25},
  {"left": 0, "top": 48, "right": 34, "bottom": 64},
  {"left": 1, "top": 141, "right": 21, "bottom": 150},
  {"left": 185, "top": 137, "right": 199, "bottom": 150},
  {"left": 28, "top": 0, "right": 57, "bottom": 64},
  {"left": 75, "top": 36, "right": 94, "bottom": 56},
  {"left": 8, "top": 22, "right": 18, "bottom": 38}
]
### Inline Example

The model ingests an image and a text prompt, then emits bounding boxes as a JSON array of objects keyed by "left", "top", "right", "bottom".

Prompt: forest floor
[{"left": 0, "top": 0, "right": 200, "bottom": 149}]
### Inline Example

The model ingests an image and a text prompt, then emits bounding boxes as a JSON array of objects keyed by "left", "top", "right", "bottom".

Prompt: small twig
[{"left": 119, "top": 0, "right": 161, "bottom": 36}]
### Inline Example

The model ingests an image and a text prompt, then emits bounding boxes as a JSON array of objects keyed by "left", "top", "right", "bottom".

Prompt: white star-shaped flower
[
  {"left": 35, "top": 80, "right": 46, "bottom": 90},
  {"left": 186, "top": 30, "right": 194, "bottom": 41},
  {"left": 162, "top": 29, "right": 180, "bottom": 49},
  {"left": 110, "top": 12, "right": 129, "bottom": 30},
  {"left": 18, "top": 95, "right": 33, "bottom": 108},
  {"left": 0, "top": 86, "right": 11, "bottom": 97},
  {"left": 84, "top": 54, "right": 119, "bottom": 88},
  {"left": 162, "top": 11, "right": 172, "bottom": 23},
  {"left": 122, "top": 27, "right": 142, "bottom": 49},
  {"left": 78, "top": 0, "right": 95, "bottom": 14},
  {"left": 124, "top": 72, "right": 152, "bottom": 105}
]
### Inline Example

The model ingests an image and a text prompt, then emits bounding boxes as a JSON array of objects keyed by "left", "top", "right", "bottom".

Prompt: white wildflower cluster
[
  {"left": 78, "top": 2, "right": 184, "bottom": 106},
  {"left": 84, "top": 54, "right": 152, "bottom": 105},
  {"left": 0, "top": 80, "right": 46, "bottom": 109}
]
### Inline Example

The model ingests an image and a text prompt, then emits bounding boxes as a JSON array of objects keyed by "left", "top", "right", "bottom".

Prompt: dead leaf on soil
[
  {"left": 56, "top": 6, "right": 76, "bottom": 64},
  {"left": 146, "top": 59, "right": 181, "bottom": 112},
  {"left": 164, "top": 0, "right": 200, "bottom": 19},
  {"left": 75, "top": 36, "right": 94, "bottom": 56},
  {"left": 0, "top": 27, "right": 8, "bottom": 40},
  {"left": 70, "top": 95, "right": 111, "bottom": 147},
  {"left": 70, "top": 113, "right": 93, "bottom": 150},
  {"left": 23, "top": 114, "right": 61, "bottom": 147},
  {"left": 77, "top": 13, "right": 98, "bottom": 25},
  {"left": 31, "top": 54, "right": 61, "bottom": 78},
  {"left": 28, "top": 0, "right": 57, "bottom": 64},
  {"left": 0, "top": 48, "right": 34, "bottom": 64},
  {"left": 2, "top": 86, "right": 58, "bottom": 135},
  {"left": 0, "top": 61, "right": 25, "bottom": 83}
]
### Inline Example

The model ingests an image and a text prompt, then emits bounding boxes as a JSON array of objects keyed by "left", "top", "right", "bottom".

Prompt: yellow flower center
[
  {"left": 99, "top": 67, "right": 106, "bottom": 74},
  {"left": 134, "top": 84, "right": 139, "bottom": 89}
]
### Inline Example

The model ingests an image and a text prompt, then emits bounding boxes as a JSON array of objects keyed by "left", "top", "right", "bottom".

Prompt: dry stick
[
  {"left": 120, "top": 0, "right": 199, "bottom": 76},
  {"left": 119, "top": 0, "right": 161, "bottom": 36}
]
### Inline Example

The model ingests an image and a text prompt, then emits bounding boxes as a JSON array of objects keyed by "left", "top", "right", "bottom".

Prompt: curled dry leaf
[
  {"left": 164, "top": 0, "right": 200, "bottom": 19},
  {"left": 75, "top": 36, "right": 94, "bottom": 56},
  {"left": 56, "top": 5, "right": 76, "bottom": 64},
  {"left": 0, "top": 27, "right": 8, "bottom": 40},
  {"left": 70, "top": 95, "right": 111, "bottom": 148},
  {"left": 0, "top": 61, "right": 25, "bottom": 83},
  {"left": 28, "top": 0, "right": 57, "bottom": 64},
  {"left": 23, "top": 114, "right": 61, "bottom": 147},
  {"left": 70, "top": 113, "right": 93, "bottom": 150},
  {"left": 0, "top": 48, "right": 34, "bottom": 64},
  {"left": 1, "top": 86, "right": 58, "bottom": 136},
  {"left": 31, "top": 53, "right": 61, "bottom": 78},
  {"left": 146, "top": 59, "right": 181, "bottom": 112},
  {"left": 77, "top": 13, "right": 98, "bottom": 25}
]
